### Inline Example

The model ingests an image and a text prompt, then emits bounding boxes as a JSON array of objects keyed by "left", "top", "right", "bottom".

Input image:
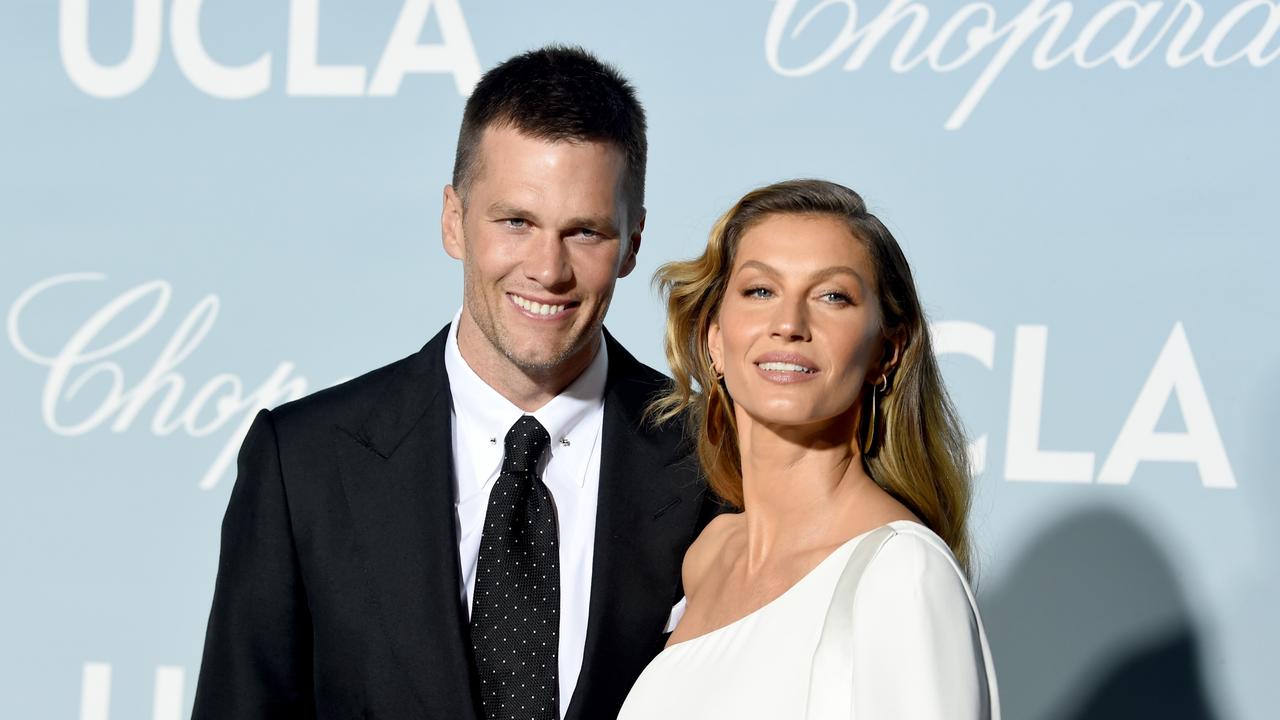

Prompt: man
[{"left": 192, "top": 46, "right": 714, "bottom": 719}]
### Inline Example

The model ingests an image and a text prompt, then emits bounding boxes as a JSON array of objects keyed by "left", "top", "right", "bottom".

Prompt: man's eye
[
  {"left": 570, "top": 226, "right": 611, "bottom": 241},
  {"left": 504, "top": 218, "right": 528, "bottom": 229}
]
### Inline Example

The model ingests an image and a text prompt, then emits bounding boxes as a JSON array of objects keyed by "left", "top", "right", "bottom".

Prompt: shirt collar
[{"left": 444, "top": 308, "right": 607, "bottom": 486}]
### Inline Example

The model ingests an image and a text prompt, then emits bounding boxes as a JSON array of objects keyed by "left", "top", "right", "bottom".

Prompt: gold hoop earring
[
  {"left": 861, "top": 374, "right": 889, "bottom": 455},
  {"left": 708, "top": 367, "right": 727, "bottom": 398}
]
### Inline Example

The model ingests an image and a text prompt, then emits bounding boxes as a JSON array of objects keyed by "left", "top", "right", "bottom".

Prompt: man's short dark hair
[{"left": 451, "top": 45, "right": 647, "bottom": 215}]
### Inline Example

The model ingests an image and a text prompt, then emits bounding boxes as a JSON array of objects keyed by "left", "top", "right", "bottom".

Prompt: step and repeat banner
[{"left": 2, "top": 1, "right": 1276, "bottom": 718}]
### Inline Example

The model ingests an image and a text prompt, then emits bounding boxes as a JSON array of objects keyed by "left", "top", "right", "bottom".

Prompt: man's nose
[{"left": 524, "top": 232, "right": 573, "bottom": 289}]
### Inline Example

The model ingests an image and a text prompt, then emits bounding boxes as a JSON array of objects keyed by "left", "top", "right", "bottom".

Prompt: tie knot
[{"left": 502, "top": 415, "right": 550, "bottom": 475}]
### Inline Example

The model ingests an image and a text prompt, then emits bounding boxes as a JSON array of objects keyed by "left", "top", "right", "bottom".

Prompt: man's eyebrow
[
  {"left": 564, "top": 215, "right": 620, "bottom": 235},
  {"left": 486, "top": 202, "right": 535, "bottom": 218},
  {"left": 737, "top": 260, "right": 868, "bottom": 288}
]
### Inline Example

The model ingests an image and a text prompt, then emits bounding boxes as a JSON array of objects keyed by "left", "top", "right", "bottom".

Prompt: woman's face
[{"left": 709, "top": 213, "right": 892, "bottom": 431}]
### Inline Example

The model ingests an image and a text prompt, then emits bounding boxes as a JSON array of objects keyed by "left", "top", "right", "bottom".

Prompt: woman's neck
[{"left": 735, "top": 410, "right": 877, "bottom": 572}]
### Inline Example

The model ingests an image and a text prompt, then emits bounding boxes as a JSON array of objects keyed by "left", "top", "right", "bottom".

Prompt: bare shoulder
[
  {"left": 681, "top": 513, "right": 741, "bottom": 599},
  {"left": 843, "top": 477, "right": 921, "bottom": 536}
]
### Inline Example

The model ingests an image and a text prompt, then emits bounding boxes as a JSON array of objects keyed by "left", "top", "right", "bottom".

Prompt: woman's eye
[
  {"left": 744, "top": 286, "right": 773, "bottom": 299},
  {"left": 820, "top": 291, "right": 852, "bottom": 304}
]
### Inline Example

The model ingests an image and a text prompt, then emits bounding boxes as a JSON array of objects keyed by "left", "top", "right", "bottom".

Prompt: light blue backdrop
[{"left": 3, "top": 1, "right": 1277, "bottom": 718}]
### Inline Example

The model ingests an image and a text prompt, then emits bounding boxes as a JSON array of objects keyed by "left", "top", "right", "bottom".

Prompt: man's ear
[
  {"left": 617, "top": 207, "right": 645, "bottom": 278},
  {"left": 442, "top": 185, "right": 465, "bottom": 260}
]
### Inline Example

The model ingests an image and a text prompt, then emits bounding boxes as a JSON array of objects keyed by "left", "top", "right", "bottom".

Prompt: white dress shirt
[{"left": 444, "top": 310, "right": 606, "bottom": 719}]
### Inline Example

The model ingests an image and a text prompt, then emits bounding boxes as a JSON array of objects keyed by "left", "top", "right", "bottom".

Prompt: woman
[{"left": 618, "top": 180, "right": 999, "bottom": 719}]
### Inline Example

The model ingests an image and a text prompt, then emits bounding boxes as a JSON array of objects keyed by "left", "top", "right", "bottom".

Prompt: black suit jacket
[{"left": 192, "top": 325, "right": 715, "bottom": 719}]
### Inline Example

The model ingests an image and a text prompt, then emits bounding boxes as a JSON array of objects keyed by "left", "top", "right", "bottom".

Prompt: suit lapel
[
  {"left": 566, "top": 332, "right": 708, "bottom": 720},
  {"left": 333, "top": 326, "right": 704, "bottom": 719},
  {"left": 334, "top": 325, "right": 482, "bottom": 719}
]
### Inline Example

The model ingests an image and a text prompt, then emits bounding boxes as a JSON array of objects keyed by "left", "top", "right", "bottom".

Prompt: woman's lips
[{"left": 752, "top": 353, "right": 820, "bottom": 384}]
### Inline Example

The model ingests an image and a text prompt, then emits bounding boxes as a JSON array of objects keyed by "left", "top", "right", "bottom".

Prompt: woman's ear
[
  {"left": 873, "top": 330, "right": 906, "bottom": 384},
  {"left": 707, "top": 321, "right": 724, "bottom": 376}
]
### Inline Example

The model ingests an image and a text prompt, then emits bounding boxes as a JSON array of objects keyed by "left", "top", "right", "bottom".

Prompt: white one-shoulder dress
[{"left": 617, "top": 521, "right": 1000, "bottom": 720}]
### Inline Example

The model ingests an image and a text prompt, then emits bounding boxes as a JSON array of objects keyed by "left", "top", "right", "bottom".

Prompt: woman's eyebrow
[
  {"left": 737, "top": 260, "right": 867, "bottom": 289},
  {"left": 810, "top": 265, "right": 867, "bottom": 289}
]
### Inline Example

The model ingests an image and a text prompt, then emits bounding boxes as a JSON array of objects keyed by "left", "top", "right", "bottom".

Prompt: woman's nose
[{"left": 770, "top": 297, "right": 811, "bottom": 342}]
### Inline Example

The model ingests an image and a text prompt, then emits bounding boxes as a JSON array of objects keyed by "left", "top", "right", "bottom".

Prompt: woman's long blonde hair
[{"left": 649, "top": 179, "right": 974, "bottom": 575}]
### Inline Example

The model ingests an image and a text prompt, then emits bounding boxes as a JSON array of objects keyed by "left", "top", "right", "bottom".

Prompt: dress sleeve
[{"left": 848, "top": 530, "right": 991, "bottom": 719}]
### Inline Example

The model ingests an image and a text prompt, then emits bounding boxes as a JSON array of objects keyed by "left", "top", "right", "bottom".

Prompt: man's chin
[
  {"left": 502, "top": 337, "right": 597, "bottom": 375},
  {"left": 496, "top": 341, "right": 565, "bottom": 370}
]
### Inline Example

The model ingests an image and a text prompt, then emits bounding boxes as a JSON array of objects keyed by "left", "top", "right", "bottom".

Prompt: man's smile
[{"left": 507, "top": 291, "right": 579, "bottom": 320}]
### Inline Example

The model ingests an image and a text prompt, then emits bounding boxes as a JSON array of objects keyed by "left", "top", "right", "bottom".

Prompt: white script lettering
[
  {"left": 7, "top": 273, "right": 309, "bottom": 490},
  {"left": 765, "top": 0, "right": 1280, "bottom": 128}
]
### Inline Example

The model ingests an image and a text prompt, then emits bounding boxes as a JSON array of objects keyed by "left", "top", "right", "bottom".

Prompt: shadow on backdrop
[{"left": 981, "top": 506, "right": 1218, "bottom": 720}]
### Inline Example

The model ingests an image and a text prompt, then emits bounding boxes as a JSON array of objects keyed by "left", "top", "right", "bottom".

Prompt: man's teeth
[
  {"left": 757, "top": 362, "right": 815, "bottom": 373},
  {"left": 511, "top": 294, "right": 566, "bottom": 316}
]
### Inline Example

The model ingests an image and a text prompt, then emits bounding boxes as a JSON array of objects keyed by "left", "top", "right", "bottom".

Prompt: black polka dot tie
[{"left": 472, "top": 415, "right": 559, "bottom": 720}]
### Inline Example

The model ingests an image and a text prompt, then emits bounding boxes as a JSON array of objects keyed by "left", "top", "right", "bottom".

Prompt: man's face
[{"left": 443, "top": 125, "right": 642, "bottom": 380}]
